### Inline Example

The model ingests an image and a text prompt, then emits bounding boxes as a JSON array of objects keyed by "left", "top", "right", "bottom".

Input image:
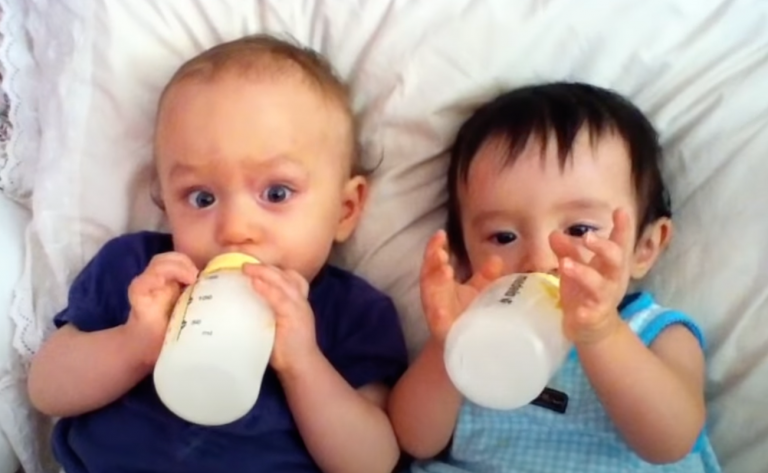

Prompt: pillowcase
[{"left": 12, "top": 1, "right": 768, "bottom": 472}]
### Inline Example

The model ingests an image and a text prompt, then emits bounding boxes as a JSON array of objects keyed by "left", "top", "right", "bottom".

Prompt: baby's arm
[
  {"left": 389, "top": 231, "right": 502, "bottom": 459},
  {"left": 551, "top": 210, "right": 705, "bottom": 463},
  {"left": 578, "top": 323, "right": 705, "bottom": 463},
  {"left": 279, "top": 353, "right": 400, "bottom": 473},
  {"left": 244, "top": 264, "right": 408, "bottom": 473},
  {"left": 388, "top": 339, "right": 463, "bottom": 459},
  {"left": 28, "top": 250, "right": 198, "bottom": 418},
  {"left": 28, "top": 322, "right": 160, "bottom": 417}
]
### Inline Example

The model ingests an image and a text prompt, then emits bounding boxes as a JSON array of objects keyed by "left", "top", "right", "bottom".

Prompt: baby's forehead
[
  {"left": 463, "top": 132, "right": 636, "bottom": 203},
  {"left": 156, "top": 79, "right": 355, "bottom": 171},
  {"left": 156, "top": 39, "right": 358, "bottom": 167}
]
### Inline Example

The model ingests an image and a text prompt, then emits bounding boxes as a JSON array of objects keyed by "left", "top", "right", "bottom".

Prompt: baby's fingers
[
  {"left": 421, "top": 231, "right": 450, "bottom": 278},
  {"left": 560, "top": 257, "right": 604, "bottom": 302},
  {"left": 284, "top": 270, "right": 310, "bottom": 298},
  {"left": 421, "top": 263, "right": 455, "bottom": 314},
  {"left": 250, "top": 276, "right": 297, "bottom": 318},
  {"left": 420, "top": 231, "right": 453, "bottom": 299},
  {"left": 244, "top": 265, "right": 305, "bottom": 303},
  {"left": 550, "top": 232, "right": 589, "bottom": 266},
  {"left": 160, "top": 263, "right": 198, "bottom": 287},
  {"left": 609, "top": 209, "right": 633, "bottom": 250},
  {"left": 147, "top": 253, "right": 199, "bottom": 286},
  {"left": 129, "top": 272, "right": 161, "bottom": 298},
  {"left": 583, "top": 233, "right": 624, "bottom": 279},
  {"left": 128, "top": 272, "right": 182, "bottom": 309}
]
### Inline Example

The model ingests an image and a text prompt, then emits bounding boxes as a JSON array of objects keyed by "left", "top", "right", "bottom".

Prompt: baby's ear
[
  {"left": 630, "top": 217, "right": 673, "bottom": 279},
  {"left": 334, "top": 175, "right": 368, "bottom": 243},
  {"left": 149, "top": 171, "right": 166, "bottom": 211}
]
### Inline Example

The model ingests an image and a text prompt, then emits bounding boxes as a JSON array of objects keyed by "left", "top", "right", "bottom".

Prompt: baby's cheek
[
  {"left": 462, "top": 242, "right": 483, "bottom": 267},
  {"left": 170, "top": 229, "right": 210, "bottom": 270},
  {"left": 466, "top": 245, "right": 498, "bottom": 273}
]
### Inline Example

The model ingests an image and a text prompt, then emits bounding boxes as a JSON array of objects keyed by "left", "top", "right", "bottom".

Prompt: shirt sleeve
[
  {"left": 327, "top": 291, "right": 409, "bottom": 389},
  {"left": 638, "top": 309, "right": 706, "bottom": 349},
  {"left": 53, "top": 233, "right": 165, "bottom": 332}
]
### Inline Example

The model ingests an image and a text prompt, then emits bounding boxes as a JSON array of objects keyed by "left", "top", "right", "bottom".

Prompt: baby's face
[
  {"left": 153, "top": 72, "right": 363, "bottom": 280},
  {"left": 458, "top": 130, "right": 641, "bottom": 287}
]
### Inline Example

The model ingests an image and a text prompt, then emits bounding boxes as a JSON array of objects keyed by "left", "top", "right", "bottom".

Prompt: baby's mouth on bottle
[{"left": 221, "top": 247, "right": 262, "bottom": 261}]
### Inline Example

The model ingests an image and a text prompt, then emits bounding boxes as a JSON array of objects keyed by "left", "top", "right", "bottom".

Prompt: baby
[
  {"left": 28, "top": 35, "right": 408, "bottom": 473},
  {"left": 389, "top": 82, "right": 721, "bottom": 472}
]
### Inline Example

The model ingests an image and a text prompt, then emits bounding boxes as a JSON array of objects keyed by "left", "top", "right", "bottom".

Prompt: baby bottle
[
  {"left": 443, "top": 272, "right": 570, "bottom": 410},
  {"left": 153, "top": 253, "right": 275, "bottom": 426}
]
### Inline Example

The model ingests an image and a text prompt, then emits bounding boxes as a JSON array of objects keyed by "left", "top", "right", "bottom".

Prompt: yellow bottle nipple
[{"left": 201, "top": 253, "right": 261, "bottom": 276}]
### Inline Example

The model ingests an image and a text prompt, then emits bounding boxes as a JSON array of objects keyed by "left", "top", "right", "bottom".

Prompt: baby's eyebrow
[
  {"left": 253, "top": 155, "right": 305, "bottom": 169},
  {"left": 556, "top": 198, "right": 612, "bottom": 212},
  {"left": 166, "top": 154, "right": 310, "bottom": 180},
  {"left": 471, "top": 209, "right": 511, "bottom": 225},
  {"left": 168, "top": 163, "right": 197, "bottom": 180},
  {"left": 242, "top": 155, "right": 310, "bottom": 178}
]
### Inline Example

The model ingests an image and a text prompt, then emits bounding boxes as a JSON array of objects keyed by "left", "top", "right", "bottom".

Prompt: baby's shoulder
[
  {"left": 78, "top": 231, "right": 174, "bottom": 287},
  {"left": 55, "top": 232, "right": 174, "bottom": 330},
  {"left": 312, "top": 265, "right": 392, "bottom": 308},
  {"left": 620, "top": 292, "right": 703, "bottom": 347},
  {"left": 95, "top": 231, "right": 173, "bottom": 263}
]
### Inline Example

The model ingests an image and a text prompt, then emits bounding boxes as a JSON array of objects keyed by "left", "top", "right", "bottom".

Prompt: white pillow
[{"left": 12, "top": 1, "right": 768, "bottom": 472}]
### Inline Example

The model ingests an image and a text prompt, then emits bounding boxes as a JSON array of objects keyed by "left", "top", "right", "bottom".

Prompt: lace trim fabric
[
  {"left": 0, "top": 6, "right": 14, "bottom": 197},
  {"left": 0, "top": 2, "right": 41, "bottom": 469},
  {"left": 1, "top": 1, "right": 87, "bottom": 471},
  {"left": 8, "top": 0, "right": 95, "bottom": 363},
  {"left": 0, "top": 80, "right": 11, "bottom": 184},
  {"left": 0, "top": 0, "right": 38, "bottom": 205}
]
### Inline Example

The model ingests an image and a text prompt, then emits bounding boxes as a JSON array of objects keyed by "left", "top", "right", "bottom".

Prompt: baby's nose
[
  {"left": 520, "top": 242, "right": 558, "bottom": 274},
  {"left": 216, "top": 202, "right": 262, "bottom": 247}
]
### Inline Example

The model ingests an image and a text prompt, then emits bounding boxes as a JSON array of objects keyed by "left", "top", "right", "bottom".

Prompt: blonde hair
[
  {"left": 151, "top": 34, "right": 364, "bottom": 210},
  {"left": 159, "top": 34, "right": 352, "bottom": 117}
]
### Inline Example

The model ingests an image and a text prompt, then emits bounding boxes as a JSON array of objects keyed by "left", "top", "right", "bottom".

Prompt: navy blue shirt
[{"left": 51, "top": 232, "right": 409, "bottom": 473}]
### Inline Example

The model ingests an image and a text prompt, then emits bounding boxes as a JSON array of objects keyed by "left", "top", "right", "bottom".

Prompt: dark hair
[{"left": 446, "top": 82, "right": 671, "bottom": 264}]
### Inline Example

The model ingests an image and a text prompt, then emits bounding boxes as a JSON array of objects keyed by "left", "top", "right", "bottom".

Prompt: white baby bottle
[
  {"left": 153, "top": 253, "right": 275, "bottom": 426},
  {"left": 443, "top": 272, "right": 570, "bottom": 410}
]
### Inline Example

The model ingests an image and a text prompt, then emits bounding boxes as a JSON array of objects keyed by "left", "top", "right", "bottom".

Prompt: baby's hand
[
  {"left": 243, "top": 264, "right": 317, "bottom": 375},
  {"left": 126, "top": 252, "right": 199, "bottom": 360},
  {"left": 420, "top": 230, "right": 503, "bottom": 345},
  {"left": 550, "top": 209, "right": 632, "bottom": 345}
]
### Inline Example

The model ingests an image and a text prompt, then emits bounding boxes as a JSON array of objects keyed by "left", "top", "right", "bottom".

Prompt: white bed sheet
[{"left": 4, "top": 1, "right": 768, "bottom": 472}]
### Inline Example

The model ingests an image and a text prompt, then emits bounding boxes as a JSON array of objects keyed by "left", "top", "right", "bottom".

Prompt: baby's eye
[
  {"left": 187, "top": 190, "right": 216, "bottom": 209},
  {"left": 565, "top": 224, "right": 598, "bottom": 238},
  {"left": 261, "top": 184, "right": 294, "bottom": 204},
  {"left": 490, "top": 232, "right": 517, "bottom": 245}
]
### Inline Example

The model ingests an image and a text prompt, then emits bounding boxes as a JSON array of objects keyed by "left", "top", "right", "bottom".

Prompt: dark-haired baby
[{"left": 389, "top": 82, "right": 721, "bottom": 473}]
